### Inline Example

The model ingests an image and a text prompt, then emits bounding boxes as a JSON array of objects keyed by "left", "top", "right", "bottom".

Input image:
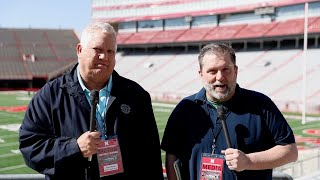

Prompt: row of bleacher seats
[
  {"left": 117, "top": 17, "right": 320, "bottom": 45},
  {"left": 115, "top": 48, "right": 320, "bottom": 114},
  {"left": 44, "top": 30, "right": 79, "bottom": 45},
  {"left": 26, "top": 60, "right": 75, "bottom": 77},
  {"left": 0, "top": 28, "right": 79, "bottom": 80},
  {"left": 0, "top": 28, "right": 78, "bottom": 61},
  {"left": 0, "top": 44, "right": 77, "bottom": 61},
  {"left": 0, "top": 61, "right": 28, "bottom": 79},
  {"left": 20, "top": 46, "right": 56, "bottom": 59},
  {"left": 0, "top": 60, "right": 76, "bottom": 80},
  {"left": 53, "top": 45, "right": 79, "bottom": 60},
  {"left": 0, "top": 29, "right": 78, "bottom": 45},
  {"left": 0, "top": 46, "right": 21, "bottom": 58}
]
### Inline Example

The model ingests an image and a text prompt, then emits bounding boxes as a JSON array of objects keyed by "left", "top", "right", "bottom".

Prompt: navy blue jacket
[
  {"left": 161, "top": 85, "right": 295, "bottom": 180},
  {"left": 19, "top": 64, "right": 164, "bottom": 180}
]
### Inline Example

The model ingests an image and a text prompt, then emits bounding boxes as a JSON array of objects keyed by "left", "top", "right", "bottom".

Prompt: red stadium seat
[
  {"left": 176, "top": 27, "right": 215, "bottom": 43},
  {"left": 266, "top": 18, "right": 318, "bottom": 37},
  {"left": 123, "top": 31, "right": 161, "bottom": 44},
  {"left": 117, "top": 32, "right": 134, "bottom": 44},
  {"left": 235, "top": 22, "right": 278, "bottom": 39},
  {"left": 149, "top": 29, "right": 187, "bottom": 43},
  {"left": 203, "top": 24, "right": 247, "bottom": 41}
]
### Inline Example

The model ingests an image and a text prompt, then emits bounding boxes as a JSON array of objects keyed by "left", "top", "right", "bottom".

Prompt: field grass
[
  {"left": 0, "top": 92, "right": 37, "bottom": 174},
  {"left": 0, "top": 91, "right": 319, "bottom": 174}
]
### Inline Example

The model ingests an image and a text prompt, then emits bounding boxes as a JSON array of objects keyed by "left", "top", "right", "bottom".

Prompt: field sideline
[{"left": 0, "top": 91, "right": 319, "bottom": 174}]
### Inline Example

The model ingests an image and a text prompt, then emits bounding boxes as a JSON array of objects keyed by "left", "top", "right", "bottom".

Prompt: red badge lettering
[
  {"left": 199, "top": 155, "right": 224, "bottom": 180},
  {"left": 97, "top": 137, "right": 124, "bottom": 177}
]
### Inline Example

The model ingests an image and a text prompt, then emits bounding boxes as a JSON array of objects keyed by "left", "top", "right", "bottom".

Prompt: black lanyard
[{"left": 201, "top": 102, "right": 225, "bottom": 154}]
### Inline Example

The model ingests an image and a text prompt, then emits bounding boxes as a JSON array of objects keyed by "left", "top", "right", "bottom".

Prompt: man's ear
[
  {"left": 76, "top": 43, "right": 82, "bottom": 56},
  {"left": 234, "top": 65, "right": 238, "bottom": 77},
  {"left": 198, "top": 69, "right": 202, "bottom": 77}
]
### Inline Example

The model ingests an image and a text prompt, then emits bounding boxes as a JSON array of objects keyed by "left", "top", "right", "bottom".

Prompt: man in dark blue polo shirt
[{"left": 161, "top": 43, "right": 298, "bottom": 180}]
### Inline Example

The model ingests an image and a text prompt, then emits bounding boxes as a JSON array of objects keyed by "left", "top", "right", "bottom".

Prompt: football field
[{"left": 0, "top": 91, "right": 319, "bottom": 174}]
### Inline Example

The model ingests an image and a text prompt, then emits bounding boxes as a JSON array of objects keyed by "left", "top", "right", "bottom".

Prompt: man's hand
[
  {"left": 222, "top": 148, "right": 252, "bottom": 172},
  {"left": 77, "top": 131, "right": 101, "bottom": 158}
]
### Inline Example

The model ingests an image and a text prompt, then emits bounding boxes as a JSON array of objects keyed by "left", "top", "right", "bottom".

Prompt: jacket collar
[
  {"left": 60, "top": 64, "right": 91, "bottom": 112},
  {"left": 194, "top": 88, "right": 207, "bottom": 105},
  {"left": 61, "top": 63, "right": 123, "bottom": 112}
]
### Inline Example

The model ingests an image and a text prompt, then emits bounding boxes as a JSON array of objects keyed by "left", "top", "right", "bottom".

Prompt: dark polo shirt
[{"left": 161, "top": 85, "right": 295, "bottom": 180}]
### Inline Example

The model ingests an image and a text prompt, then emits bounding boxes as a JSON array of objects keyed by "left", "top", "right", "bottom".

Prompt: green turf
[{"left": 0, "top": 91, "right": 319, "bottom": 174}]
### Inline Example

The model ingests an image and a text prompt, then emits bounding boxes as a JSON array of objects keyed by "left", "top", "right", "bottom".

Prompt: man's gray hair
[
  {"left": 198, "top": 43, "right": 236, "bottom": 70},
  {"left": 80, "top": 21, "right": 117, "bottom": 51}
]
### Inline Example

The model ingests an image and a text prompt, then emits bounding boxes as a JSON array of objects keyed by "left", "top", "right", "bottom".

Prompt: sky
[{"left": 0, "top": 0, "right": 92, "bottom": 37}]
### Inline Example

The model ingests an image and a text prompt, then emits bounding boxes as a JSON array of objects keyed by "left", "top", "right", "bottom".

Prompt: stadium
[{"left": 0, "top": 0, "right": 320, "bottom": 179}]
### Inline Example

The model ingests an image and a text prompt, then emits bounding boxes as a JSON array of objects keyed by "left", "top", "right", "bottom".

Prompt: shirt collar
[
  {"left": 77, "top": 66, "right": 112, "bottom": 100},
  {"left": 77, "top": 66, "right": 89, "bottom": 93}
]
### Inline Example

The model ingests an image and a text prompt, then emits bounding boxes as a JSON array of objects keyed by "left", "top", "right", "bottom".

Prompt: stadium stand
[{"left": 0, "top": 28, "right": 78, "bottom": 89}]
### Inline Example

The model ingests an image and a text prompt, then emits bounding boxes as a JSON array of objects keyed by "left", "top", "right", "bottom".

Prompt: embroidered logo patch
[{"left": 120, "top": 104, "right": 130, "bottom": 114}]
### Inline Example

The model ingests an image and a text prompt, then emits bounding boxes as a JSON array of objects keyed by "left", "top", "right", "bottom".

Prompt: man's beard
[{"left": 202, "top": 79, "right": 236, "bottom": 102}]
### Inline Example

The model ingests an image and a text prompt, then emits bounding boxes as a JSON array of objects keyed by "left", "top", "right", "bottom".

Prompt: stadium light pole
[{"left": 302, "top": 2, "right": 308, "bottom": 124}]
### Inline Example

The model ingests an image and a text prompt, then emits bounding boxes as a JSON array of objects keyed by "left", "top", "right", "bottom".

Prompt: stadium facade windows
[
  {"left": 219, "top": 12, "right": 270, "bottom": 26},
  {"left": 192, "top": 15, "right": 218, "bottom": 28},
  {"left": 277, "top": 4, "right": 305, "bottom": 21},
  {"left": 165, "top": 17, "right": 189, "bottom": 30},
  {"left": 308, "top": 1, "right": 320, "bottom": 17},
  {"left": 119, "top": 21, "right": 136, "bottom": 32},
  {"left": 275, "top": 2, "right": 320, "bottom": 21},
  {"left": 138, "top": 20, "right": 163, "bottom": 31}
]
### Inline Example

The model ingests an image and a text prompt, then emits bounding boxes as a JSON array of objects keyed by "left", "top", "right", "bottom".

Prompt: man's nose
[
  {"left": 98, "top": 53, "right": 105, "bottom": 60},
  {"left": 216, "top": 71, "right": 224, "bottom": 81}
]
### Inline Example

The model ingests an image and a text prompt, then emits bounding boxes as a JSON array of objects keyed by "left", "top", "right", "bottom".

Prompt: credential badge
[{"left": 120, "top": 104, "right": 131, "bottom": 114}]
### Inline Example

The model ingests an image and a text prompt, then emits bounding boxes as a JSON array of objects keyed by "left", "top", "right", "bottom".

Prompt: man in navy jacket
[{"left": 19, "top": 22, "right": 164, "bottom": 180}]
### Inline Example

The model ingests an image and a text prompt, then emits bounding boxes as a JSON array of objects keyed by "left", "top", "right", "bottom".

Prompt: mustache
[
  {"left": 205, "top": 81, "right": 225, "bottom": 88},
  {"left": 212, "top": 82, "right": 224, "bottom": 86}
]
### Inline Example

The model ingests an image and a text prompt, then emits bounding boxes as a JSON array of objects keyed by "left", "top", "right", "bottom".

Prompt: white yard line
[
  {"left": 0, "top": 111, "right": 24, "bottom": 119},
  {"left": 0, "top": 142, "right": 18, "bottom": 148},
  {"left": 0, "top": 134, "right": 17, "bottom": 139},
  {"left": 292, "top": 123, "right": 320, "bottom": 131},
  {"left": 153, "top": 108, "right": 172, "bottom": 112},
  {"left": 0, "top": 124, "right": 21, "bottom": 132},
  {"left": 0, "top": 164, "right": 26, "bottom": 172},
  {"left": 152, "top": 102, "right": 176, "bottom": 108},
  {"left": 0, "top": 152, "right": 21, "bottom": 158}
]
